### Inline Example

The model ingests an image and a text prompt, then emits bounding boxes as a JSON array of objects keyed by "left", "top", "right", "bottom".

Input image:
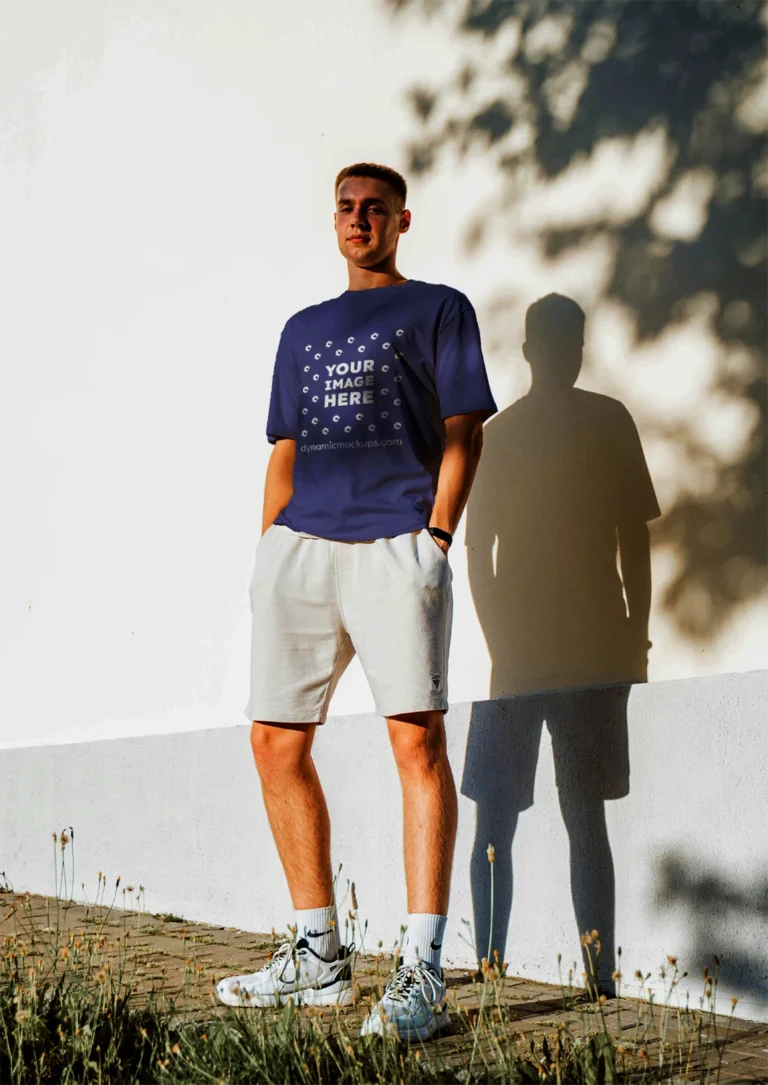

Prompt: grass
[{"left": 0, "top": 833, "right": 752, "bottom": 1084}]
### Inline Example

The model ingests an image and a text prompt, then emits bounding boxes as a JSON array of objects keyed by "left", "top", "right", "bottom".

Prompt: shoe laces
[
  {"left": 386, "top": 961, "right": 441, "bottom": 1004},
  {"left": 260, "top": 941, "right": 297, "bottom": 975}
]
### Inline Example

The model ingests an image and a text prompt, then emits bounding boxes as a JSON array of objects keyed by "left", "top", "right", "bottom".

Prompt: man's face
[{"left": 334, "top": 176, "right": 410, "bottom": 267}]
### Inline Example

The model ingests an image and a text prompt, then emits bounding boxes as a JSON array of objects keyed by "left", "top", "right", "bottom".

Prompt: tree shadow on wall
[
  {"left": 387, "top": 0, "right": 767, "bottom": 643},
  {"left": 656, "top": 853, "right": 768, "bottom": 1004},
  {"left": 460, "top": 293, "right": 660, "bottom": 990}
]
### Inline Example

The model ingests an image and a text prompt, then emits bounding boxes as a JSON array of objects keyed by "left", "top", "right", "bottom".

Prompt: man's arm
[
  {"left": 617, "top": 516, "right": 652, "bottom": 679},
  {"left": 429, "top": 411, "right": 487, "bottom": 551},
  {"left": 262, "top": 438, "right": 296, "bottom": 535}
]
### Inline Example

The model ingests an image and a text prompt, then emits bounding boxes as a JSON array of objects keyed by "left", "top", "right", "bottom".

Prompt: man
[{"left": 216, "top": 163, "right": 497, "bottom": 1040}]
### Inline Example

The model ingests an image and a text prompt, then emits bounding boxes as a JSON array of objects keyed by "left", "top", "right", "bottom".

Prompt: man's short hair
[
  {"left": 335, "top": 163, "right": 407, "bottom": 207},
  {"left": 525, "top": 294, "right": 585, "bottom": 344}
]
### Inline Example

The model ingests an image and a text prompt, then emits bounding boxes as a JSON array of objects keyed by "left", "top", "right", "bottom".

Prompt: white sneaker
[
  {"left": 360, "top": 961, "right": 450, "bottom": 1041},
  {"left": 216, "top": 938, "right": 355, "bottom": 1008}
]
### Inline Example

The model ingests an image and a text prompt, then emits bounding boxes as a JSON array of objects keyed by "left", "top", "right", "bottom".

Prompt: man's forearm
[
  {"left": 430, "top": 414, "right": 485, "bottom": 537},
  {"left": 262, "top": 439, "right": 296, "bottom": 535}
]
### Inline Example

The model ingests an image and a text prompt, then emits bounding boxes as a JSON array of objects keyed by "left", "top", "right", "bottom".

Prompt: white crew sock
[
  {"left": 294, "top": 904, "right": 339, "bottom": 960},
  {"left": 402, "top": 913, "right": 447, "bottom": 972}
]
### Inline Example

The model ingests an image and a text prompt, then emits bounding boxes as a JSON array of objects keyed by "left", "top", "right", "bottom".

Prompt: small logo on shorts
[{"left": 431, "top": 673, "right": 441, "bottom": 690}]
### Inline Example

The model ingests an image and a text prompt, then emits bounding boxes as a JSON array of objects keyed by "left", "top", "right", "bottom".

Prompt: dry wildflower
[
  {"left": 638, "top": 1048, "right": 648, "bottom": 1059},
  {"left": 581, "top": 932, "right": 593, "bottom": 946},
  {"left": 591, "top": 929, "right": 599, "bottom": 940},
  {"left": 731, "top": 996, "right": 738, "bottom": 1009},
  {"left": 60, "top": 831, "right": 70, "bottom": 848},
  {"left": 377, "top": 939, "right": 383, "bottom": 948},
  {"left": 635, "top": 970, "right": 643, "bottom": 980},
  {"left": 667, "top": 955, "right": 678, "bottom": 967},
  {"left": 599, "top": 994, "right": 607, "bottom": 1005},
  {"left": 52, "top": 833, "right": 57, "bottom": 844},
  {"left": 171, "top": 1044, "right": 180, "bottom": 1056},
  {"left": 59, "top": 947, "right": 70, "bottom": 960},
  {"left": 126, "top": 885, "right": 134, "bottom": 893},
  {"left": 140, "top": 1028, "right": 148, "bottom": 1039},
  {"left": 713, "top": 954, "right": 720, "bottom": 967},
  {"left": 15, "top": 1010, "right": 30, "bottom": 1022},
  {"left": 612, "top": 970, "right": 622, "bottom": 982},
  {"left": 486, "top": 843, "right": 495, "bottom": 864},
  {"left": 351, "top": 882, "right": 358, "bottom": 910}
]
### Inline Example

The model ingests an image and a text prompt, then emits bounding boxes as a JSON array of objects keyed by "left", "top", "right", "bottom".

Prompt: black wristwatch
[{"left": 428, "top": 526, "right": 453, "bottom": 548}]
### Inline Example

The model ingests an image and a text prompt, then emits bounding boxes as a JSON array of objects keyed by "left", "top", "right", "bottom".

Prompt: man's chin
[{"left": 344, "top": 246, "right": 378, "bottom": 266}]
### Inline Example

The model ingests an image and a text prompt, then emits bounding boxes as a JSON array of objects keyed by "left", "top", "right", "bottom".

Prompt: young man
[{"left": 217, "top": 163, "right": 497, "bottom": 1040}]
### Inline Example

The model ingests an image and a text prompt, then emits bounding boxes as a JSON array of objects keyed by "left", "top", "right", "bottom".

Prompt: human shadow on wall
[{"left": 461, "top": 294, "right": 661, "bottom": 991}]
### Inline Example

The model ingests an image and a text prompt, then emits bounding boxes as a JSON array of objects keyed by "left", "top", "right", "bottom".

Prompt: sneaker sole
[
  {"left": 360, "top": 1007, "right": 450, "bottom": 1041},
  {"left": 217, "top": 979, "right": 355, "bottom": 1009}
]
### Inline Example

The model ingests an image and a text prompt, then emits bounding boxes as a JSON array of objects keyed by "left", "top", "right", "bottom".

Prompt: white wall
[
  {"left": 2, "top": 0, "right": 766, "bottom": 750},
  {"left": 2, "top": 672, "right": 767, "bottom": 1020}
]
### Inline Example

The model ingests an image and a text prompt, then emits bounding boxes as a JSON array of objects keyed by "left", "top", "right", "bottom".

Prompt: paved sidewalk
[{"left": 2, "top": 893, "right": 767, "bottom": 1082}]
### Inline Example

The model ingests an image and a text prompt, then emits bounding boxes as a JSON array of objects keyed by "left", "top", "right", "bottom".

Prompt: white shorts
[{"left": 245, "top": 524, "right": 453, "bottom": 723}]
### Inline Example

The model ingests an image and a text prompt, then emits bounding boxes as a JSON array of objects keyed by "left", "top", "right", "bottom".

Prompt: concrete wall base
[{"left": 2, "top": 670, "right": 766, "bottom": 1020}]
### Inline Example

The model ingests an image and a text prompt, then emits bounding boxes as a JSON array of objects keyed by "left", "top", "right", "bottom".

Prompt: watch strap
[{"left": 428, "top": 526, "right": 453, "bottom": 548}]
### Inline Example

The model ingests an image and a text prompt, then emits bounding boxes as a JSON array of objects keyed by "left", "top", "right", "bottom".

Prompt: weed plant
[{"left": 0, "top": 832, "right": 750, "bottom": 1084}]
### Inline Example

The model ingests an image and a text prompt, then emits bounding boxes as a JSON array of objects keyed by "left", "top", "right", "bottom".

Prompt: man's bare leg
[
  {"left": 216, "top": 721, "right": 350, "bottom": 1007},
  {"left": 386, "top": 710, "right": 458, "bottom": 915},
  {"left": 250, "top": 721, "right": 334, "bottom": 909}
]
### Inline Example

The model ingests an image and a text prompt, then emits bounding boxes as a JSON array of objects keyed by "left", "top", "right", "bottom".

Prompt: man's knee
[
  {"left": 389, "top": 711, "right": 448, "bottom": 776},
  {"left": 250, "top": 721, "right": 313, "bottom": 778}
]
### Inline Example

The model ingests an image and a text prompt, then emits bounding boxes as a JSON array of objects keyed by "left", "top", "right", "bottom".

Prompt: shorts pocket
[
  {"left": 250, "top": 524, "right": 281, "bottom": 586},
  {"left": 424, "top": 529, "right": 449, "bottom": 561}
]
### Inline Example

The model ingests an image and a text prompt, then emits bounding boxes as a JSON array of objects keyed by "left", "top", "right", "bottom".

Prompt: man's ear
[
  {"left": 522, "top": 340, "right": 532, "bottom": 365},
  {"left": 399, "top": 208, "right": 411, "bottom": 234}
]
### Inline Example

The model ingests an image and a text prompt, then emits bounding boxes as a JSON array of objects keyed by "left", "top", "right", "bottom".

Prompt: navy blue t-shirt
[{"left": 266, "top": 279, "right": 498, "bottom": 541}]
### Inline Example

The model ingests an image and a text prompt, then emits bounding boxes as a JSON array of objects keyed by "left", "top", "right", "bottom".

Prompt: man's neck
[{"left": 346, "top": 262, "right": 408, "bottom": 292}]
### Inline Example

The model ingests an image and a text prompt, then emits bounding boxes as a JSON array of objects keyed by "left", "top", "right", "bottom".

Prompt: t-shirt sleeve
[
  {"left": 435, "top": 299, "right": 498, "bottom": 421},
  {"left": 265, "top": 321, "right": 299, "bottom": 444},
  {"left": 614, "top": 405, "right": 661, "bottom": 523}
]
